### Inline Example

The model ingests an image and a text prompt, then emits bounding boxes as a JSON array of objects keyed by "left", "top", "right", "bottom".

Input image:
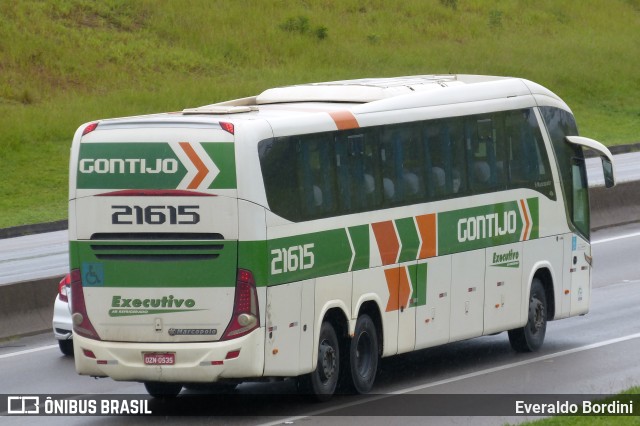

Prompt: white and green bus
[{"left": 70, "top": 75, "right": 615, "bottom": 399}]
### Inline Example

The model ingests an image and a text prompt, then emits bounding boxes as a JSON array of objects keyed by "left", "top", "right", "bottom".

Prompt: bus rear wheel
[
  {"left": 509, "top": 278, "right": 547, "bottom": 352},
  {"left": 298, "top": 321, "right": 340, "bottom": 401},
  {"left": 349, "top": 314, "right": 378, "bottom": 394}
]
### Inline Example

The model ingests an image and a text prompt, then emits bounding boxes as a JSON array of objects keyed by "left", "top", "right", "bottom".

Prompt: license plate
[{"left": 143, "top": 352, "right": 175, "bottom": 365}]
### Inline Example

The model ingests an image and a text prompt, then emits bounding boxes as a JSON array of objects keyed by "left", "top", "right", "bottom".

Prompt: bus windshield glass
[{"left": 540, "top": 106, "right": 590, "bottom": 239}]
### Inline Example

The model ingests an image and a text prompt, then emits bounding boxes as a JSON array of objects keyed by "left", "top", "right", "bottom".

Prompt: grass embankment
[{"left": 0, "top": 0, "right": 639, "bottom": 227}]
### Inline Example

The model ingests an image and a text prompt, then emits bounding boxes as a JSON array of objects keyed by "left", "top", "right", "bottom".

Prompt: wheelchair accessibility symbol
[{"left": 81, "top": 262, "right": 105, "bottom": 287}]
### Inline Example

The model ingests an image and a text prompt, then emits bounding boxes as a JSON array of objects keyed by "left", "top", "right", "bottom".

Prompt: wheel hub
[
  {"left": 319, "top": 340, "right": 336, "bottom": 381},
  {"left": 530, "top": 298, "right": 545, "bottom": 333}
]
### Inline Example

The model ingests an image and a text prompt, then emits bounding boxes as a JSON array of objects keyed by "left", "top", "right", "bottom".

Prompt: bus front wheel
[{"left": 509, "top": 278, "right": 547, "bottom": 352}]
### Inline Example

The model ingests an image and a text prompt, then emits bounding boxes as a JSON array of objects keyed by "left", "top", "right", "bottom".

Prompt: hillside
[{"left": 0, "top": 0, "right": 638, "bottom": 227}]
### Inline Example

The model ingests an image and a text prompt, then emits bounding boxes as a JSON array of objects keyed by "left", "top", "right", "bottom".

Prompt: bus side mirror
[
  {"left": 565, "top": 136, "right": 616, "bottom": 188},
  {"left": 601, "top": 156, "right": 615, "bottom": 188}
]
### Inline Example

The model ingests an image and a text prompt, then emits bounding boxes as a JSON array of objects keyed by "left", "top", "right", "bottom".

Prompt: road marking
[
  {"left": 388, "top": 331, "right": 640, "bottom": 394},
  {"left": 259, "top": 331, "right": 640, "bottom": 425},
  {"left": 592, "top": 231, "right": 640, "bottom": 245},
  {"left": 0, "top": 344, "right": 58, "bottom": 360}
]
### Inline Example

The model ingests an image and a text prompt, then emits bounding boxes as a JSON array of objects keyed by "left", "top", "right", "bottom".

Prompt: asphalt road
[{"left": 1, "top": 223, "right": 639, "bottom": 425}]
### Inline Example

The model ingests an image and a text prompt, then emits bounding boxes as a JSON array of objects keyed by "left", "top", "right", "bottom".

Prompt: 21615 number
[
  {"left": 111, "top": 205, "right": 200, "bottom": 225},
  {"left": 270, "top": 244, "right": 315, "bottom": 275}
]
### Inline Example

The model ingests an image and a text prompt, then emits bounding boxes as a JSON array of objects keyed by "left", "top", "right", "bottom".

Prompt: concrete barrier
[
  {"left": 0, "top": 181, "right": 637, "bottom": 341},
  {"left": 590, "top": 181, "right": 640, "bottom": 230},
  {"left": 0, "top": 276, "right": 64, "bottom": 341}
]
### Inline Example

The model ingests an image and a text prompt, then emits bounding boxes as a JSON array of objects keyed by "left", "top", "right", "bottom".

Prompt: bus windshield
[{"left": 540, "top": 106, "right": 590, "bottom": 239}]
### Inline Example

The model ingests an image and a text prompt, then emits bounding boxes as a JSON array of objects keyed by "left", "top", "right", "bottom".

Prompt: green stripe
[
  {"left": 266, "top": 229, "right": 352, "bottom": 285},
  {"left": 77, "top": 143, "right": 186, "bottom": 189},
  {"left": 238, "top": 240, "right": 268, "bottom": 287},
  {"left": 438, "top": 200, "right": 528, "bottom": 255},
  {"left": 202, "top": 143, "right": 237, "bottom": 189},
  {"left": 407, "top": 263, "right": 428, "bottom": 308},
  {"left": 527, "top": 197, "right": 539, "bottom": 239},
  {"left": 70, "top": 240, "right": 237, "bottom": 288},
  {"left": 348, "top": 225, "right": 370, "bottom": 271},
  {"left": 70, "top": 197, "right": 540, "bottom": 289},
  {"left": 76, "top": 142, "right": 237, "bottom": 190},
  {"left": 395, "top": 217, "right": 420, "bottom": 263}
]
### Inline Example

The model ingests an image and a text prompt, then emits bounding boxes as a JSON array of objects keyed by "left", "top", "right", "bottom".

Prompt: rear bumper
[
  {"left": 52, "top": 296, "right": 73, "bottom": 341},
  {"left": 73, "top": 328, "right": 265, "bottom": 383}
]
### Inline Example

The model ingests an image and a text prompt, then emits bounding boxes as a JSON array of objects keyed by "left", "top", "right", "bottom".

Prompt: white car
[{"left": 52, "top": 273, "right": 73, "bottom": 356}]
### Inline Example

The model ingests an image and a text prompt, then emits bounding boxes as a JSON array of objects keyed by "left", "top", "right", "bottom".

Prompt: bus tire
[
  {"left": 144, "top": 381, "right": 182, "bottom": 398},
  {"left": 349, "top": 314, "right": 378, "bottom": 394},
  {"left": 298, "top": 321, "right": 340, "bottom": 401},
  {"left": 509, "top": 278, "right": 547, "bottom": 352}
]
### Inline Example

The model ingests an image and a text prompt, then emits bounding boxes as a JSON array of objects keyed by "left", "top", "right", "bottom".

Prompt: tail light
[
  {"left": 70, "top": 269, "right": 101, "bottom": 341},
  {"left": 219, "top": 121, "right": 234, "bottom": 135},
  {"left": 58, "top": 274, "right": 71, "bottom": 303},
  {"left": 82, "top": 122, "right": 99, "bottom": 136},
  {"left": 220, "top": 269, "right": 260, "bottom": 340}
]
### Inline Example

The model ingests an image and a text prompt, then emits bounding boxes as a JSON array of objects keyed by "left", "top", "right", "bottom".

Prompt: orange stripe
[
  {"left": 519, "top": 199, "right": 530, "bottom": 240},
  {"left": 384, "top": 266, "right": 412, "bottom": 312},
  {"left": 372, "top": 221, "right": 400, "bottom": 266},
  {"left": 416, "top": 213, "right": 437, "bottom": 259},
  {"left": 384, "top": 268, "right": 400, "bottom": 312},
  {"left": 179, "top": 142, "right": 209, "bottom": 189},
  {"left": 328, "top": 111, "right": 359, "bottom": 130},
  {"left": 398, "top": 267, "right": 411, "bottom": 311}
]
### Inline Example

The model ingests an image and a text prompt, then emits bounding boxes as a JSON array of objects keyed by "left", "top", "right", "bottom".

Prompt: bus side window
[
  {"left": 259, "top": 136, "right": 303, "bottom": 220},
  {"left": 380, "top": 127, "right": 422, "bottom": 206},
  {"left": 424, "top": 122, "right": 448, "bottom": 199},
  {"left": 402, "top": 125, "right": 423, "bottom": 203},
  {"left": 362, "top": 133, "right": 383, "bottom": 210},
  {"left": 380, "top": 129, "right": 399, "bottom": 205},
  {"left": 334, "top": 131, "right": 382, "bottom": 215},
  {"left": 335, "top": 134, "right": 352, "bottom": 213},
  {"left": 421, "top": 124, "right": 437, "bottom": 199},
  {"left": 468, "top": 115, "right": 506, "bottom": 193},
  {"left": 506, "top": 109, "right": 554, "bottom": 198},
  {"left": 445, "top": 118, "right": 467, "bottom": 196}
]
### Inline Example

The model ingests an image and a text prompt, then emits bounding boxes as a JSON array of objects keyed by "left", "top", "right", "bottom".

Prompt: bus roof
[{"left": 183, "top": 74, "right": 564, "bottom": 117}]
